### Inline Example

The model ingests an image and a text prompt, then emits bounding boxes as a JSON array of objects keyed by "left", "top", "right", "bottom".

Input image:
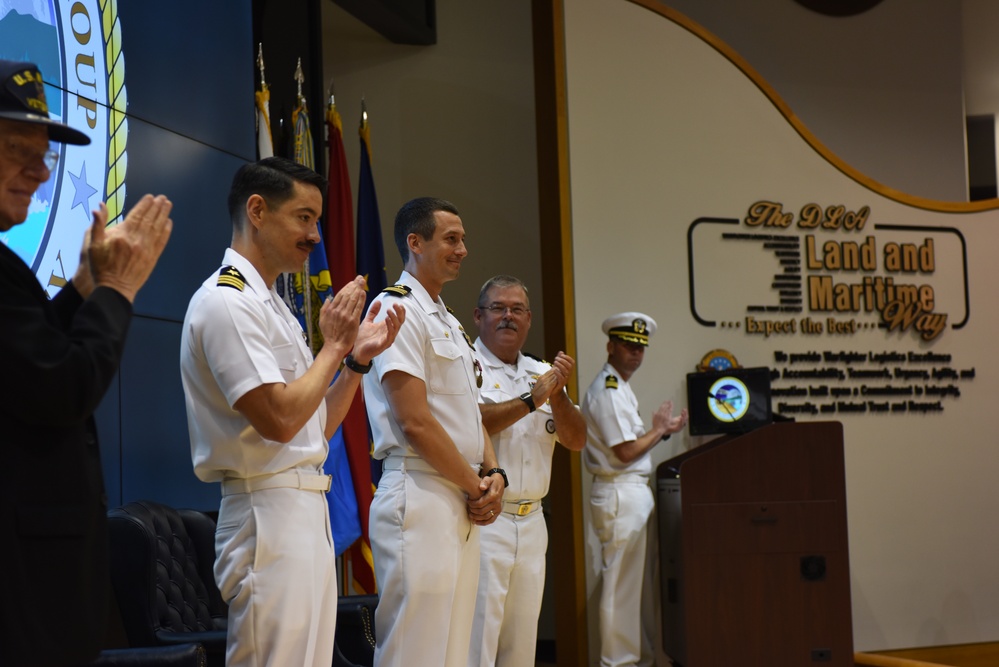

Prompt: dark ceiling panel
[{"left": 332, "top": 0, "right": 436, "bottom": 45}]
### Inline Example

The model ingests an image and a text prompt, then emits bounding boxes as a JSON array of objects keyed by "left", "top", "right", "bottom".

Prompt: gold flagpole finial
[
  {"left": 294, "top": 58, "right": 305, "bottom": 104},
  {"left": 360, "top": 97, "right": 368, "bottom": 128},
  {"left": 327, "top": 79, "right": 336, "bottom": 109},
  {"left": 256, "top": 43, "right": 267, "bottom": 89}
]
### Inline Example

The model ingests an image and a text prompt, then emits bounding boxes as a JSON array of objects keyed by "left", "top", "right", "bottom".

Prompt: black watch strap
[
  {"left": 482, "top": 467, "right": 509, "bottom": 488},
  {"left": 344, "top": 353, "right": 372, "bottom": 375},
  {"left": 519, "top": 391, "right": 536, "bottom": 413}
]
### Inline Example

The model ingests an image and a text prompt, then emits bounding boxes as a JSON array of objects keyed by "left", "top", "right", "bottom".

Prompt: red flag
[
  {"left": 326, "top": 102, "right": 377, "bottom": 594},
  {"left": 325, "top": 103, "right": 355, "bottom": 287}
]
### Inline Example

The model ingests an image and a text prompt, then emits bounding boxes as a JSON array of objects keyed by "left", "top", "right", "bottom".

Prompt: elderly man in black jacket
[{"left": 0, "top": 59, "right": 172, "bottom": 667}]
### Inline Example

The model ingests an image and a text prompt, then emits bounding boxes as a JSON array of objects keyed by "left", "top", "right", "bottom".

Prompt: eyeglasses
[
  {"left": 480, "top": 304, "right": 529, "bottom": 317},
  {"left": 2, "top": 137, "right": 59, "bottom": 171}
]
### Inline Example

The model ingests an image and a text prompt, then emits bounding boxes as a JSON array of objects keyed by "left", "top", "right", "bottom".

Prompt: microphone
[{"left": 708, "top": 391, "right": 738, "bottom": 422}]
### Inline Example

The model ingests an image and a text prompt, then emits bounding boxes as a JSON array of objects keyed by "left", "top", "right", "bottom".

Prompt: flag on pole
[
  {"left": 325, "top": 99, "right": 355, "bottom": 287},
  {"left": 276, "top": 62, "right": 360, "bottom": 556},
  {"left": 323, "top": 97, "right": 377, "bottom": 593},
  {"left": 277, "top": 59, "right": 332, "bottom": 354},
  {"left": 356, "top": 101, "right": 387, "bottom": 312},
  {"left": 255, "top": 44, "right": 274, "bottom": 159},
  {"left": 348, "top": 101, "right": 388, "bottom": 591}
]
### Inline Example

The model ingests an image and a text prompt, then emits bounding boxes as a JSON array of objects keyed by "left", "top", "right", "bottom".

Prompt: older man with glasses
[
  {"left": 0, "top": 59, "right": 172, "bottom": 667},
  {"left": 467, "top": 274, "right": 587, "bottom": 667}
]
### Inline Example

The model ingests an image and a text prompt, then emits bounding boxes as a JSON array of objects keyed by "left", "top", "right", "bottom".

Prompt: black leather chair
[
  {"left": 333, "top": 594, "right": 377, "bottom": 667},
  {"left": 74, "top": 643, "right": 206, "bottom": 667},
  {"left": 107, "top": 501, "right": 227, "bottom": 667}
]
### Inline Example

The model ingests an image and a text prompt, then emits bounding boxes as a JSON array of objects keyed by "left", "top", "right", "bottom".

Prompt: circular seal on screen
[
  {"left": 0, "top": 1, "right": 126, "bottom": 295},
  {"left": 707, "top": 376, "right": 750, "bottom": 422}
]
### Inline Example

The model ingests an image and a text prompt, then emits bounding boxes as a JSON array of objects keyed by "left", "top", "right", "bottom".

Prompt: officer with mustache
[{"left": 468, "top": 274, "right": 586, "bottom": 667}]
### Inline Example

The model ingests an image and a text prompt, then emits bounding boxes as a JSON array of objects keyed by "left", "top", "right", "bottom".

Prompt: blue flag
[
  {"left": 357, "top": 117, "right": 387, "bottom": 312},
  {"left": 356, "top": 115, "right": 387, "bottom": 492},
  {"left": 276, "top": 91, "right": 360, "bottom": 554},
  {"left": 325, "top": 396, "right": 361, "bottom": 555}
]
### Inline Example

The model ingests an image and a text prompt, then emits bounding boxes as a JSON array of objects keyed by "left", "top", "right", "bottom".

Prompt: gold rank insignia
[
  {"left": 217, "top": 266, "right": 246, "bottom": 291},
  {"left": 605, "top": 375, "right": 619, "bottom": 389},
  {"left": 382, "top": 284, "right": 412, "bottom": 297}
]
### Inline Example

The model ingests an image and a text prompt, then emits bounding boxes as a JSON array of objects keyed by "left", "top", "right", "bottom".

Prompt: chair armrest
[
  {"left": 154, "top": 629, "right": 227, "bottom": 656},
  {"left": 335, "top": 595, "right": 378, "bottom": 667},
  {"left": 80, "top": 643, "right": 206, "bottom": 667}
]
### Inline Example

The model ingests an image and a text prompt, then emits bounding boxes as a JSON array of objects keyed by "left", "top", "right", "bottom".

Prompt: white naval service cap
[{"left": 601, "top": 312, "right": 657, "bottom": 346}]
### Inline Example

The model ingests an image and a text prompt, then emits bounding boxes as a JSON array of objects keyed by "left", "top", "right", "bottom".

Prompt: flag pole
[
  {"left": 293, "top": 58, "right": 314, "bottom": 349},
  {"left": 255, "top": 44, "right": 274, "bottom": 160},
  {"left": 256, "top": 43, "right": 267, "bottom": 90}
]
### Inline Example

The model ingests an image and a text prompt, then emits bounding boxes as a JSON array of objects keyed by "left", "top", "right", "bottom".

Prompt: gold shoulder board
[
  {"left": 217, "top": 266, "right": 246, "bottom": 292},
  {"left": 382, "top": 284, "right": 412, "bottom": 297}
]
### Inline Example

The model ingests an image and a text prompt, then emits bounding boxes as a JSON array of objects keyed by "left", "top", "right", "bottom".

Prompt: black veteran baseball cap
[{"left": 0, "top": 59, "right": 90, "bottom": 145}]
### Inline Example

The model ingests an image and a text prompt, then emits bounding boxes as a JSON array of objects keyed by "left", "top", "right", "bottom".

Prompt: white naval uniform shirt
[
  {"left": 363, "top": 270, "right": 484, "bottom": 465},
  {"left": 581, "top": 363, "right": 651, "bottom": 476},
  {"left": 474, "top": 339, "right": 558, "bottom": 501},
  {"left": 181, "top": 247, "right": 327, "bottom": 482}
]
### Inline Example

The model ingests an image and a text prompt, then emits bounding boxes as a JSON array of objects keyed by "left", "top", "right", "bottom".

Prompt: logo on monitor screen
[
  {"left": 0, "top": 0, "right": 127, "bottom": 295},
  {"left": 707, "top": 376, "right": 751, "bottom": 422}
]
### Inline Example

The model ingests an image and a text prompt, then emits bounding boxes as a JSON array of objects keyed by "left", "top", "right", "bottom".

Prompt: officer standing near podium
[{"left": 581, "top": 312, "right": 687, "bottom": 667}]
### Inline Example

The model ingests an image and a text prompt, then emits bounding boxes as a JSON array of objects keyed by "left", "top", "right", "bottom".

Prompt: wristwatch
[
  {"left": 482, "top": 467, "right": 509, "bottom": 488},
  {"left": 518, "top": 391, "right": 536, "bottom": 413},
  {"left": 344, "top": 353, "right": 372, "bottom": 374}
]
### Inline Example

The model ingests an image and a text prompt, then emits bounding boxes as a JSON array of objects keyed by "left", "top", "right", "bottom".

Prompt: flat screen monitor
[{"left": 686, "top": 366, "right": 773, "bottom": 436}]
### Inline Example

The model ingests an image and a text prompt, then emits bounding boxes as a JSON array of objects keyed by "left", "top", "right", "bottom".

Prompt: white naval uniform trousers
[
  {"left": 362, "top": 271, "right": 485, "bottom": 667},
  {"left": 582, "top": 364, "right": 657, "bottom": 667},
  {"left": 181, "top": 248, "right": 337, "bottom": 667},
  {"left": 469, "top": 342, "right": 557, "bottom": 667},
  {"left": 215, "top": 485, "right": 337, "bottom": 667}
]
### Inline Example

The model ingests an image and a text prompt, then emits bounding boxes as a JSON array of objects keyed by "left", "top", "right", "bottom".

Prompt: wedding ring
[{"left": 489, "top": 510, "right": 495, "bottom": 517}]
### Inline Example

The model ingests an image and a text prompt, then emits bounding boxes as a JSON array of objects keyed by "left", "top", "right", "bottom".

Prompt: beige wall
[
  {"left": 321, "top": 0, "right": 545, "bottom": 352},
  {"left": 566, "top": 0, "right": 999, "bottom": 656},
  {"left": 322, "top": 0, "right": 999, "bottom": 660},
  {"left": 663, "top": 0, "right": 968, "bottom": 203}
]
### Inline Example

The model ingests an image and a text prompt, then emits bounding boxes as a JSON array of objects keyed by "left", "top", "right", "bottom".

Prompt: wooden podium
[{"left": 656, "top": 421, "right": 853, "bottom": 667}]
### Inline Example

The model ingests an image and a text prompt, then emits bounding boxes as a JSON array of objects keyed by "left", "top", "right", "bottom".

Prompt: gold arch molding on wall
[{"left": 626, "top": 0, "right": 998, "bottom": 214}]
